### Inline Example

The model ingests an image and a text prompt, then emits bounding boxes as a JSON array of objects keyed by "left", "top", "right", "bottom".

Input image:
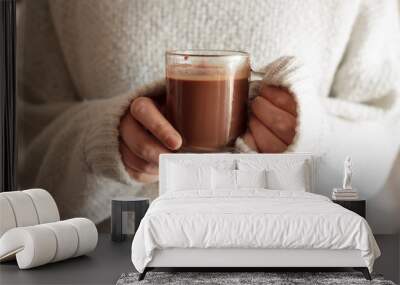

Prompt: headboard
[{"left": 159, "top": 153, "right": 317, "bottom": 195}]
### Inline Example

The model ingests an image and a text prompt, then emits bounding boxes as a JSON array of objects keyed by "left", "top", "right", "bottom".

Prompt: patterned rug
[{"left": 116, "top": 272, "right": 396, "bottom": 285}]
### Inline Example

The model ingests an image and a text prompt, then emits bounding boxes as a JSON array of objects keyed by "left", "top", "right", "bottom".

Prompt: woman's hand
[
  {"left": 119, "top": 97, "right": 182, "bottom": 183},
  {"left": 242, "top": 85, "right": 297, "bottom": 153}
]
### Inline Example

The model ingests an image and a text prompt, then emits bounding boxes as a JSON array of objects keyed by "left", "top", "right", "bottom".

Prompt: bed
[{"left": 131, "top": 153, "right": 380, "bottom": 280}]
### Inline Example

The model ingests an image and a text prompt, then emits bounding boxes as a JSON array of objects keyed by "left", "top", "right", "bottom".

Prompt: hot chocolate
[{"left": 166, "top": 64, "right": 249, "bottom": 152}]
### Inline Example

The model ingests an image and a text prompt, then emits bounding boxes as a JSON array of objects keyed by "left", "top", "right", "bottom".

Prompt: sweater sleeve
[
  {"left": 18, "top": 0, "right": 163, "bottom": 223},
  {"left": 19, "top": 81, "right": 165, "bottom": 223}
]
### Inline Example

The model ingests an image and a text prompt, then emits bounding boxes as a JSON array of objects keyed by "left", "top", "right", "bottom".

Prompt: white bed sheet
[{"left": 131, "top": 190, "right": 380, "bottom": 273}]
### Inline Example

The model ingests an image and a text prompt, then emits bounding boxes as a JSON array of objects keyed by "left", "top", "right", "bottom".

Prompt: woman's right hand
[{"left": 119, "top": 96, "right": 182, "bottom": 183}]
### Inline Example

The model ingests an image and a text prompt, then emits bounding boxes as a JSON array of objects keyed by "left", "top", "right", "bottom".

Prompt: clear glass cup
[{"left": 166, "top": 50, "right": 250, "bottom": 152}]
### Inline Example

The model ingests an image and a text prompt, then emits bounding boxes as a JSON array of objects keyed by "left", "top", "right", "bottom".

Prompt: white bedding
[{"left": 131, "top": 190, "right": 380, "bottom": 273}]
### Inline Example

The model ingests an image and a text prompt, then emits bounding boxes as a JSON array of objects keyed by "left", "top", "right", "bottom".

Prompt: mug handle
[{"left": 250, "top": 69, "right": 265, "bottom": 81}]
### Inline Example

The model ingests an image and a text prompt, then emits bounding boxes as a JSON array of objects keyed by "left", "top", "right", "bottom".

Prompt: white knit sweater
[{"left": 17, "top": 0, "right": 400, "bottom": 233}]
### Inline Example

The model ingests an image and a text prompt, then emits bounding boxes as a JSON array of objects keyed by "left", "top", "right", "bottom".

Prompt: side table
[
  {"left": 111, "top": 197, "right": 150, "bottom": 242},
  {"left": 332, "top": 199, "right": 366, "bottom": 218}
]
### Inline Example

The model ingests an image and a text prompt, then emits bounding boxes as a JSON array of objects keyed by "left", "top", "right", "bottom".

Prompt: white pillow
[
  {"left": 212, "top": 169, "right": 268, "bottom": 190},
  {"left": 212, "top": 169, "right": 237, "bottom": 190},
  {"left": 236, "top": 170, "right": 268, "bottom": 189},
  {"left": 267, "top": 164, "right": 307, "bottom": 191},
  {"left": 167, "top": 163, "right": 212, "bottom": 191},
  {"left": 237, "top": 159, "right": 309, "bottom": 191}
]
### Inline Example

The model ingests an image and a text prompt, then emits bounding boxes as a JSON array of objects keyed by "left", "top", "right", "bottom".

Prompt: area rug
[{"left": 116, "top": 272, "right": 396, "bottom": 285}]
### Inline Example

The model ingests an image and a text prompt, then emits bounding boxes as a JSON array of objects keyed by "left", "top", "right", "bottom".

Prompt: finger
[
  {"left": 249, "top": 115, "right": 287, "bottom": 153},
  {"left": 259, "top": 85, "right": 297, "bottom": 116},
  {"left": 130, "top": 97, "right": 182, "bottom": 150},
  {"left": 120, "top": 113, "right": 170, "bottom": 164},
  {"left": 120, "top": 142, "right": 158, "bottom": 175},
  {"left": 242, "top": 131, "right": 259, "bottom": 152},
  {"left": 251, "top": 96, "right": 296, "bottom": 145},
  {"left": 126, "top": 168, "right": 159, "bottom": 183}
]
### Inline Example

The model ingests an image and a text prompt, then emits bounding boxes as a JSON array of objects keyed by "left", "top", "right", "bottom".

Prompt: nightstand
[
  {"left": 332, "top": 200, "right": 366, "bottom": 218},
  {"left": 111, "top": 197, "right": 150, "bottom": 242}
]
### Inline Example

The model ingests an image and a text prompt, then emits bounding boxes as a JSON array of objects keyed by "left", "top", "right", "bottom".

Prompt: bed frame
[
  {"left": 139, "top": 153, "right": 371, "bottom": 280},
  {"left": 140, "top": 248, "right": 370, "bottom": 280}
]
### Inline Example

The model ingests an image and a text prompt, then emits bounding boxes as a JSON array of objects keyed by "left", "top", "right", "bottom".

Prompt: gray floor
[
  {"left": 0, "top": 234, "right": 133, "bottom": 285},
  {"left": 1, "top": 233, "right": 399, "bottom": 285},
  {"left": 374, "top": 234, "right": 400, "bottom": 284}
]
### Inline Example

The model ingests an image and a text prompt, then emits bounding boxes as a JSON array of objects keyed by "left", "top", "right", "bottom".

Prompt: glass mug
[{"left": 166, "top": 50, "right": 250, "bottom": 152}]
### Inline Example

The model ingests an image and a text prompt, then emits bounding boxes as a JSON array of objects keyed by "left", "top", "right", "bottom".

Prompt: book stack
[{"left": 332, "top": 188, "right": 359, "bottom": 200}]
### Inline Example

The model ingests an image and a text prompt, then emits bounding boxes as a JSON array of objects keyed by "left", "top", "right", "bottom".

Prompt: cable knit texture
[{"left": 17, "top": 0, "right": 400, "bottom": 232}]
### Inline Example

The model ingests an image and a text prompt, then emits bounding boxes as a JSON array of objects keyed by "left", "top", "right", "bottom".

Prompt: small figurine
[
  {"left": 332, "top": 156, "right": 358, "bottom": 200},
  {"left": 342, "top": 156, "right": 353, "bottom": 190}
]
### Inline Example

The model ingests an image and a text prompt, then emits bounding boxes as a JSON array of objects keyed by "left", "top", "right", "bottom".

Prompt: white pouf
[
  {"left": 0, "top": 196, "right": 17, "bottom": 237},
  {"left": 0, "top": 189, "right": 60, "bottom": 238},
  {"left": 67, "top": 218, "right": 98, "bottom": 257},
  {"left": 0, "top": 218, "right": 98, "bottom": 269},
  {"left": 0, "top": 226, "right": 57, "bottom": 269},
  {"left": 23, "top": 189, "right": 60, "bottom": 224},
  {"left": 0, "top": 192, "right": 39, "bottom": 227},
  {"left": 42, "top": 221, "right": 79, "bottom": 262}
]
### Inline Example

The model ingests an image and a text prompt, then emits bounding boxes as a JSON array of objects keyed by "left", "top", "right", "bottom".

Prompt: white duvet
[{"left": 131, "top": 190, "right": 380, "bottom": 273}]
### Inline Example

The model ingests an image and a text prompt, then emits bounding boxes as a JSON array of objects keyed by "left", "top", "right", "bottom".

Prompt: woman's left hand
[{"left": 242, "top": 84, "right": 298, "bottom": 153}]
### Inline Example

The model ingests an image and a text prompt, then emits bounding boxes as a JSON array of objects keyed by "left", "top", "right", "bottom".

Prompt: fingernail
[{"left": 166, "top": 135, "right": 180, "bottom": 149}]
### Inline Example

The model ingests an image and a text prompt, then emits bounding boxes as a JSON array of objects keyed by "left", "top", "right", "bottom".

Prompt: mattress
[{"left": 131, "top": 190, "right": 380, "bottom": 273}]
